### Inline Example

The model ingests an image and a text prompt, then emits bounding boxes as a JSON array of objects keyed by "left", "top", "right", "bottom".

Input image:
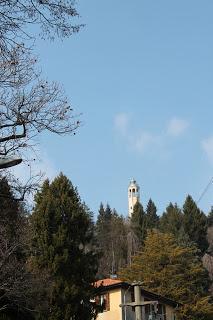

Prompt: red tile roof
[{"left": 95, "top": 278, "right": 123, "bottom": 288}]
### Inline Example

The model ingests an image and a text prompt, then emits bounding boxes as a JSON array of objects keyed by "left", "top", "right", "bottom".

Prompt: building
[
  {"left": 95, "top": 278, "right": 178, "bottom": 320},
  {"left": 128, "top": 179, "right": 140, "bottom": 218}
]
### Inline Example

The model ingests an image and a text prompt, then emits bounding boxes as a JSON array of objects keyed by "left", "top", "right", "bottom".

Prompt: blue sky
[{"left": 19, "top": 1, "right": 213, "bottom": 217}]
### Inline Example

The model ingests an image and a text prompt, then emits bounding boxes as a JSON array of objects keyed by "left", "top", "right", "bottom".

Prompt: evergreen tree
[
  {"left": 130, "top": 202, "right": 146, "bottom": 245},
  {"left": 145, "top": 199, "right": 159, "bottom": 229},
  {"left": 96, "top": 203, "right": 112, "bottom": 236},
  {"left": 105, "top": 203, "right": 112, "bottom": 221},
  {"left": 120, "top": 230, "right": 212, "bottom": 320},
  {"left": 96, "top": 203, "right": 112, "bottom": 277},
  {"left": 159, "top": 203, "right": 183, "bottom": 238},
  {"left": 183, "top": 195, "right": 208, "bottom": 254},
  {"left": 31, "top": 173, "right": 98, "bottom": 320},
  {"left": 110, "top": 210, "right": 128, "bottom": 274},
  {"left": 96, "top": 204, "right": 128, "bottom": 277}
]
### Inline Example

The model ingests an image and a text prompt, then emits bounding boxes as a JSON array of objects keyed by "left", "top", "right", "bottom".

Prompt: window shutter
[
  {"left": 105, "top": 293, "right": 110, "bottom": 311},
  {"left": 95, "top": 296, "right": 100, "bottom": 305}
]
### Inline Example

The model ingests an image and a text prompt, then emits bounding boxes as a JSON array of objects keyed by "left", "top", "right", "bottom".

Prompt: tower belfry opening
[{"left": 128, "top": 178, "right": 140, "bottom": 218}]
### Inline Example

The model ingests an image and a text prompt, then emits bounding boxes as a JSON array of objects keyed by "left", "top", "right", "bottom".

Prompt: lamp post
[{"left": 0, "top": 156, "right": 22, "bottom": 169}]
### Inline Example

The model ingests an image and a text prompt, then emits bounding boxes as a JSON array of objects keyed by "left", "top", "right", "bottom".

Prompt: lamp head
[{"left": 0, "top": 156, "right": 22, "bottom": 169}]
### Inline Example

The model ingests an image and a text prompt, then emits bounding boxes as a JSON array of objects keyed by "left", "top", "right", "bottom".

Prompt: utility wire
[{"left": 197, "top": 176, "right": 213, "bottom": 204}]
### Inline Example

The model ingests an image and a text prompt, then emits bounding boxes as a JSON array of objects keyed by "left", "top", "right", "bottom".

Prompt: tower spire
[{"left": 128, "top": 178, "right": 140, "bottom": 218}]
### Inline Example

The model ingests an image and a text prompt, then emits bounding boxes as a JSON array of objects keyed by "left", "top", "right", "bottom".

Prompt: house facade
[{"left": 95, "top": 278, "right": 178, "bottom": 320}]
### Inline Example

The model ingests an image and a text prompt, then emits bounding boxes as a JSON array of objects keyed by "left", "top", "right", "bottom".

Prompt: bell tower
[{"left": 128, "top": 179, "right": 140, "bottom": 218}]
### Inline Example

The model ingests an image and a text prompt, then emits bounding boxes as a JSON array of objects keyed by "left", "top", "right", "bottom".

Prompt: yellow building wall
[
  {"left": 96, "top": 286, "right": 177, "bottom": 320},
  {"left": 96, "top": 289, "right": 122, "bottom": 320}
]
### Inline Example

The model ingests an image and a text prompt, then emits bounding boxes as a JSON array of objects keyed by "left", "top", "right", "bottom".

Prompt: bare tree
[
  {"left": 0, "top": 1, "right": 83, "bottom": 199},
  {"left": 0, "top": 2, "right": 85, "bottom": 316},
  {"left": 0, "top": 0, "right": 83, "bottom": 87},
  {"left": 0, "top": 0, "right": 83, "bottom": 49},
  {"left": 0, "top": 223, "right": 28, "bottom": 311},
  {"left": 0, "top": 216, "right": 50, "bottom": 317},
  {"left": 0, "top": 80, "right": 80, "bottom": 157},
  {"left": 0, "top": 0, "right": 82, "bottom": 154},
  {"left": 0, "top": 45, "right": 37, "bottom": 88},
  {"left": 0, "top": 177, "right": 50, "bottom": 317},
  {"left": 0, "top": 70, "right": 80, "bottom": 199}
]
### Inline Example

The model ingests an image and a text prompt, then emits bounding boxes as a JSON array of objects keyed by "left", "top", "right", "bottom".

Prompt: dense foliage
[
  {"left": 119, "top": 230, "right": 213, "bottom": 320},
  {"left": 130, "top": 202, "right": 146, "bottom": 245},
  {"left": 96, "top": 204, "right": 127, "bottom": 277},
  {"left": 183, "top": 195, "right": 208, "bottom": 253},
  {"left": 145, "top": 199, "right": 159, "bottom": 229},
  {"left": 0, "top": 175, "right": 212, "bottom": 320},
  {"left": 30, "top": 174, "right": 98, "bottom": 320}
]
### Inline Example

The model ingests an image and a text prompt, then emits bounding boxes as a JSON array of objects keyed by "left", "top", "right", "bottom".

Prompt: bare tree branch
[
  {"left": 0, "top": 0, "right": 83, "bottom": 52},
  {"left": 0, "top": 1, "right": 82, "bottom": 202}
]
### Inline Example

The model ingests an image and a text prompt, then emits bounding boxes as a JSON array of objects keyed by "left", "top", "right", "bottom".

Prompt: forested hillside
[
  {"left": 0, "top": 175, "right": 212, "bottom": 319},
  {"left": 95, "top": 197, "right": 213, "bottom": 319},
  {"left": 95, "top": 197, "right": 212, "bottom": 277}
]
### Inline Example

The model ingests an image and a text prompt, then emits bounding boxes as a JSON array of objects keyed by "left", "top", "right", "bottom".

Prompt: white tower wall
[{"left": 128, "top": 179, "right": 140, "bottom": 218}]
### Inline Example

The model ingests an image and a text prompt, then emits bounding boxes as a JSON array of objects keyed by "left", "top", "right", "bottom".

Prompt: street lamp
[{"left": 0, "top": 156, "right": 22, "bottom": 169}]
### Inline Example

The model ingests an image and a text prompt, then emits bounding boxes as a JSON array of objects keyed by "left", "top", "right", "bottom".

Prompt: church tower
[{"left": 128, "top": 179, "right": 140, "bottom": 218}]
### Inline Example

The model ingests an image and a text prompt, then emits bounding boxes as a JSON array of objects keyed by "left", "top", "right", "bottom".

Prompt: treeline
[
  {"left": 96, "top": 197, "right": 212, "bottom": 276},
  {"left": 95, "top": 198, "right": 213, "bottom": 319},
  {"left": 0, "top": 174, "right": 212, "bottom": 319}
]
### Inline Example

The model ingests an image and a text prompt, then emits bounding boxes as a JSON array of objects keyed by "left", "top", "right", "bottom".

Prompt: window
[
  {"left": 144, "top": 301, "right": 167, "bottom": 320},
  {"left": 96, "top": 293, "right": 110, "bottom": 312},
  {"left": 131, "top": 291, "right": 135, "bottom": 312},
  {"left": 155, "top": 304, "right": 166, "bottom": 320}
]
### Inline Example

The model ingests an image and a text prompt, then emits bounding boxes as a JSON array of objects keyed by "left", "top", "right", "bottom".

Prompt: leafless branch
[{"left": 0, "top": 1, "right": 82, "bottom": 202}]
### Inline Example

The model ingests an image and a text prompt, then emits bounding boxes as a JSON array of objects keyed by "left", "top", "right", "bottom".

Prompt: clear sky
[{"left": 19, "top": 0, "right": 213, "bottom": 217}]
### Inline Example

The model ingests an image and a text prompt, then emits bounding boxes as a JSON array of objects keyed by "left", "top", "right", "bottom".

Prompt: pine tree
[
  {"left": 96, "top": 203, "right": 112, "bottom": 277},
  {"left": 145, "top": 199, "right": 159, "bottom": 229},
  {"left": 159, "top": 203, "right": 183, "bottom": 238},
  {"left": 96, "top": 204, "right": 128, "bottom": 277},
  {"left": 96, "top": 203, "right": 112, "bottom": 237},
  {"left": 120, "top": 230, "right": 213, "bottom": 320},
  {"left": 30, "top": 173, "right": 98, "bottom": 320},
  {"left": 130, "top": 202, "right": 146, "bottom": 245},
  {"left": 105, "top": 203, "right": 112, "bottom": 221},
  {"left": 183, "top": 195, "right": 208, "bottom": 254},
  {"left": 110, "top": 210, "right": 128, "bottom": 274}
]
